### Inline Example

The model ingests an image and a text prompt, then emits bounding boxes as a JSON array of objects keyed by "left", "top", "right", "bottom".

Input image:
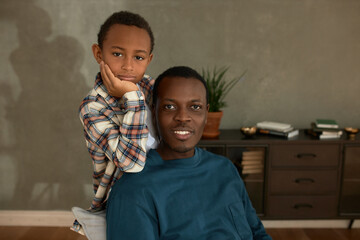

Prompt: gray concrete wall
[{"left": 1, "top": 0, "right": 359, "bottom": 210}]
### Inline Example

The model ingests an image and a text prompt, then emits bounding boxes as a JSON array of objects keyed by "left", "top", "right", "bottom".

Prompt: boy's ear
[
  {"left": 92, "top": 44, "right": 103, "bottom": 64},
  {"left": 145, "top": 53, "right": 154, "bottom": 67}
]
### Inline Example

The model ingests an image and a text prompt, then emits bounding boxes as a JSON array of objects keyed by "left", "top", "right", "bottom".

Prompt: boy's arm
[
  {"left": 79, "top": 89, "right": 148, "bottom": 173},
  {"left": 137, "top": 74, "right": 155, "bottom": 107}
]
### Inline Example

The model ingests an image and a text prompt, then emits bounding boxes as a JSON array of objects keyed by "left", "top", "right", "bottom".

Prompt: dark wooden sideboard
[{"left": 197, "top": 129, "right": 360, "bottom": 223}]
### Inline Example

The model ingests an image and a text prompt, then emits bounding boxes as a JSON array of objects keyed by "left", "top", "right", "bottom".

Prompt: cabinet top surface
[{"left": 198, "top": 129, "right": 360, "bottom": 145}]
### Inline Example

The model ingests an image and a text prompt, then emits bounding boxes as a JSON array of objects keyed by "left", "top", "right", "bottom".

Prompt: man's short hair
[
  {"left": 153, "top": 66, "right": 209, "bottom": 106},
  {"left": 97, "top": 11, "right": 154, "bottom": 53}
]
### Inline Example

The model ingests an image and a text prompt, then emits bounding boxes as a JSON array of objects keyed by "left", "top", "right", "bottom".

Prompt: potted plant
[{"left": 201, "top": 66, "right": 246, "bottom": 138}]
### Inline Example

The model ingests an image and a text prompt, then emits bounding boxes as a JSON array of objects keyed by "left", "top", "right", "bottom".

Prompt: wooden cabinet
[
  {"left": 267, "top": 144, "right": 340, "bottom": 218},
  {"left": 340, "top": 145, "right": 360, "bottom": 216},
  {"left": 198, "top": 129, "right": 360, "bottom": 220}
]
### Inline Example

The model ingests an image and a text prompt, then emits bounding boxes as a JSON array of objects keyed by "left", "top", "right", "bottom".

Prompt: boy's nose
[{"left": 121, "top": 57, "right": 134, "bottom": 71}]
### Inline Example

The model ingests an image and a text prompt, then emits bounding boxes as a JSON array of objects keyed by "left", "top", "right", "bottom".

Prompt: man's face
[
  {"left": 93, "top": 24, "right": 153, "bottom": 84},
  {"left": 154, "top": 76, "right": 208, "bottom": 160}
]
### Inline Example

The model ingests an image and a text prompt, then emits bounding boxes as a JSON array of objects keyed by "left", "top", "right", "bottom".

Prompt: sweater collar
[{"left": 148, "top": 148, "right": 201, "bottom": 168}]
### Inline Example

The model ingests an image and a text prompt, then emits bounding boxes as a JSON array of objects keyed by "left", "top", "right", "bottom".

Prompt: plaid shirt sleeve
[
  {"left": 138, "top": 74, "right": 155, "bottom": 107},
  {"left": 80, "top": 90, "right": 149, "bottom": 173},
  {"left": 79, "top": 74, "right": 154, "bottom": 210}
]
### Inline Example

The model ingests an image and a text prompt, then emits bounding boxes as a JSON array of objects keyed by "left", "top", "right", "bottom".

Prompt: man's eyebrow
[
  {"left": 111, "top": 46, "right": 149, "bottom": 54},
  {"left": 163, "top": 98, "right": 204, "bottom": 103}
]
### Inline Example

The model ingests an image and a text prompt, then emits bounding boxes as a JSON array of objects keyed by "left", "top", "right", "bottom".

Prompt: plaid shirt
[{"left": 79, "top": 73, "right": 154, "bottom": 210}]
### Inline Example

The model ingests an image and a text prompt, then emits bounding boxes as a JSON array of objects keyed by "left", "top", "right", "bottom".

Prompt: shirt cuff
[{"left": 122, "top": 90, "right": 145, "bottom": 107}]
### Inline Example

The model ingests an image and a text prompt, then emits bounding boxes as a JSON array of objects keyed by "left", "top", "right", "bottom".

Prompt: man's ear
[
  {"left": 151, "top": 105, "right": 160, "bottom": 141},
  {"left": 92, "top": 44, "right": 102, "bottom": 64},
  {"left": 205, "top": 104, "right": 209, "bottom": 123}
]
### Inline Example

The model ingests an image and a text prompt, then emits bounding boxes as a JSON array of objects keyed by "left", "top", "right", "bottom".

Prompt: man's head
[
  {"left": 92, "top": 11, "right": 154, "bottom": 84},
  {"left": 153, "top": 66, "right": 209, "bottom": 160}
]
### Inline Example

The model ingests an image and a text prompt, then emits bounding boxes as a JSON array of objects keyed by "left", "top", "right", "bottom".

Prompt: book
[
  {"left": 241, "top": 150, "right": 264, "bottom": 175},
  {"left": 242, "top": 164, "right": 264, "bottom": 170},
  {"left": 242, "top": 168, "right": 263, "bottom": 174},
  {"left": 319, "top": 130, "right": 343, "bottom": 139},
  {"left": 258, "top": 128, "right": 299, "bottom": 138},
  {"left": 315, "top": 119, "right": 339, "bottom": 129},
  {"left": 311, "top": 122, "right": 341, "bottom": 133},
  {"left": 256, "top": 121, "right": 294, "bottom": 132},
  {"left": 319, "top": 134, "right": 341, "bottom": 140},
  {"left": 241, "top": 160, "right": 263, "bottom": 166},
  {"left": 242, "top": 151, "right": 264, "bottom": 158},
  {"left": 309, "top": 122, "right": 343, "bottom": 140},
  {"left": 242, "top": 151, "right": 265, "bottom": 160}
]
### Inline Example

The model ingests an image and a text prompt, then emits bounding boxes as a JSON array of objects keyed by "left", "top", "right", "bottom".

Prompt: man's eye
[
  {"left": 113, "top": 52, "right": 123, "bottom": 57},
  {"left": 135, "top": 56, "right": 144, "bottom": 60},
  {"left": 191, "top": 105, "right": 202, "bottom": 110},
  {"left": 164, "top": 104, "right": 175, "bottom": 110}
]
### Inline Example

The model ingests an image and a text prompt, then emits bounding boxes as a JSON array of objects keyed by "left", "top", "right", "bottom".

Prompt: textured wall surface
[{"left": 1, "top": 0, "right": 359, "bottom": 210}]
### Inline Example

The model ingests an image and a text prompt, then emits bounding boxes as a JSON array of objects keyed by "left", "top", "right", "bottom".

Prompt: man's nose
[{"left": 174, "top": 108, "right": 191, "bottom": 122}]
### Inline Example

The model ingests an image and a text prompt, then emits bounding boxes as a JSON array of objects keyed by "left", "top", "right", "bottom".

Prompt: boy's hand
[{"left": 100, "top": 61, "right": 138, "bottom": 98}]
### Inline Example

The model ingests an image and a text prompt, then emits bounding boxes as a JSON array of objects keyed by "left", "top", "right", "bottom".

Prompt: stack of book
[
  {"left": 240, "top": 150, "right": 264, "bottom": 175},
  {"left": 256, "top": 121, "right": 299, "bottom": 138},
  {"left": 310, "top": 119, "right": 343, "bottom": 139}
]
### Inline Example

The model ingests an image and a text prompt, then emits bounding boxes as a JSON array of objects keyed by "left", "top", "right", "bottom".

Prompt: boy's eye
[
  {"left": 135, "top": 56, "right": 145, "bottom": 61},
  {"left": 113, "top": 52, "right": 123, "bottom": 57}
]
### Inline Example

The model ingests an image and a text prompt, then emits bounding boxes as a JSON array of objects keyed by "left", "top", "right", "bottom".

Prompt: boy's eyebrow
[{"left": 111, "top": 46, "right": 149, "bottom": 54}]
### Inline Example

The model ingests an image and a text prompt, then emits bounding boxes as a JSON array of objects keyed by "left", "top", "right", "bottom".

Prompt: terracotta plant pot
[{"left": 202, "top": 111, "right": 223, "bottom": 138}]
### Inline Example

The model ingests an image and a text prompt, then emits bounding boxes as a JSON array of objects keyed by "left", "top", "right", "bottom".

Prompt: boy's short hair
[
  {"left": 97, "top": 11, "right": 154, "bottom": 53},
  {"left": 153, "top": 66, "right": 209, "bottom": 106}
]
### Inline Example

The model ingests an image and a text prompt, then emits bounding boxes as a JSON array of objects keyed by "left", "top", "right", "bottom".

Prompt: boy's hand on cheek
[{"left": 100, "top": 61, "right": 138, "bottom": 98}]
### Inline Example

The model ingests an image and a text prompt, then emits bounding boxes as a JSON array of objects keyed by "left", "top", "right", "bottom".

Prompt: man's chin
[{"left": 170, "top": 144, "right": 196, "bottom": 155}]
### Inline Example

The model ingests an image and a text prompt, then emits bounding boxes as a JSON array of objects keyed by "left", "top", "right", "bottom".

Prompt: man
[{"left": 106, "top": 66, "right": 272, "bottom": 240}]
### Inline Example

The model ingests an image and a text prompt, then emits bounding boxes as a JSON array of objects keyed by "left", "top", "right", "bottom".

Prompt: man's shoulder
[
  {"left": 197, "top": 147, "right": 238, "bottom": 171},
  {"left": 198, "top": 147, "right": 231, "bottom": 162}
]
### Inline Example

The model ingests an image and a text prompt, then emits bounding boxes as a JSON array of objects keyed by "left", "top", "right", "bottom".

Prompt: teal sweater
[{"left": 106, "top": 148, "right": 271, "bottom": 240}]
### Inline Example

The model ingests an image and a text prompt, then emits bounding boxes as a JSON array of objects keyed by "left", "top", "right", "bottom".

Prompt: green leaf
[{"left": 201, "top": 66, "right": 247, "bottom": 112}]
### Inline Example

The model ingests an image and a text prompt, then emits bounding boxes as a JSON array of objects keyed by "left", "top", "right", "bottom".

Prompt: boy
[{"left": 71, "top": 11, "right": 157, "bottom": 238}]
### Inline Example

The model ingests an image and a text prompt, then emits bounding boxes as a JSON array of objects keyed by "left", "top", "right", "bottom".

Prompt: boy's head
[
  {"left": 97, "top": 11, "right": 154, "bottom": 52},
  {"left": 153, "top": 66, "right": 209, "bottom": 160},
  {"left": 92, "top": 11, "right": 154, "bottom": 84}
]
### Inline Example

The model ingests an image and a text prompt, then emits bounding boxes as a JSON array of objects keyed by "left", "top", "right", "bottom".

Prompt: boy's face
[
  {"left": 92, "top": 24, "right": 153, "bottom": 84},
  {"left": 154, "top": 76, "right": 208, "bottom": 160}
]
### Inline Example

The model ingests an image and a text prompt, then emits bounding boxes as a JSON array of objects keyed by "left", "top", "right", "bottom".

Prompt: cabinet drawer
[
  {"left": 267, "top": 196, "right": 337, "bottom": 218},
  {"left": 271, "top": 144, "right": 339, "bottom": 167},
  {"left": 269, "top": 169, "right": 338, "bottom": 194}
]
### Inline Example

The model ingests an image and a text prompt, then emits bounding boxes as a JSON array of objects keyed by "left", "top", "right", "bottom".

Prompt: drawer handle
[
  {"left": 296, "top": 153, "right": 317, "bottom": 159},
  {"left": 294, "top": 203, "right": 313, "bottom": 209},
  {"left": 295, "top": 178, "right": 315, "bottom": 184}
]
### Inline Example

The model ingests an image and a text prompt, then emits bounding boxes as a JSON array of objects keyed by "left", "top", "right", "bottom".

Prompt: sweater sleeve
[
  {"left": 239, "top": 177, "right": 272, "bottom": 240},
  {"left": 106, "top": 183, "right": 159, "bottom": 240}
]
